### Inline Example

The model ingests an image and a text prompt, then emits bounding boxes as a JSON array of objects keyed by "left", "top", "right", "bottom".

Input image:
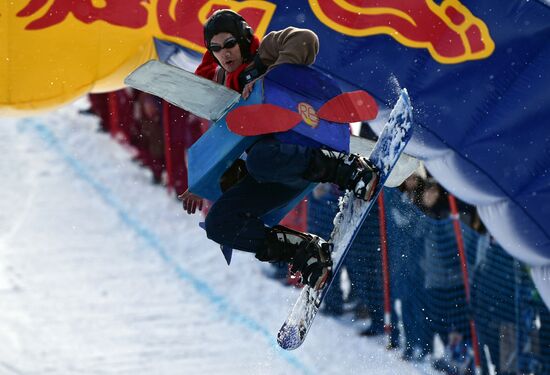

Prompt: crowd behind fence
[
  {"left": 308, "top": 187, "right": 550, "bottom": 375},
  {"left": 87, "top": 90, "right": 549, "bottom": 375}
]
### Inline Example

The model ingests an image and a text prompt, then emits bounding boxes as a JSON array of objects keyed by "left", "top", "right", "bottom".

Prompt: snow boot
[
  {"left": 304, "top": 149, "right": 380, "bottom": 201},
  {"left": 256, "top": 226, "right": 333, "bottom": 290}
]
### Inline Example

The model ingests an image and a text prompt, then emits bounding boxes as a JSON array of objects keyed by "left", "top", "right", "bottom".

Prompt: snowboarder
[{"left": 179, "top": 9, "right": 380, "bottom": 290}]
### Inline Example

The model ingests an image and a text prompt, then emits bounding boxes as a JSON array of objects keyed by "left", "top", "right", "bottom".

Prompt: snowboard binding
[
  {"left": 304, "top": 150, "right": 380, "bottom": 202},
  {"left": 346, "top": 154, "right": 380, "bottom": 202},
  {"left": 290, "top": 236, "right": 333, "bottom": 290},
  {"left": 258, "top": 225, "right": 333, "bottom": 290}
]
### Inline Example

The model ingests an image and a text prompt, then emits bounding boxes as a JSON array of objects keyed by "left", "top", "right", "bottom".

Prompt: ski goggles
[{"left": 209, "top": 38, "right": 238, "bottom": 52}]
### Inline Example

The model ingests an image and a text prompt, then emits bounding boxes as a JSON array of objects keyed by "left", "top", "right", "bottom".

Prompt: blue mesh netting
[{"left": 307, "top": 187, "right": 550, "bottom": 375}]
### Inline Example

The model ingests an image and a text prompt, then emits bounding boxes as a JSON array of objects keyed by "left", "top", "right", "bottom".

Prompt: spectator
[
  {"left": 114, "top": 88, "right": 137, "bottom": 144},
  {"left": 87, "top": 93, "right": 110, "bottom": 132},
  {"left": 399, "top": 173, "right": 425, "bottom": 206},
  {"left": 134, "top": 92, "right": 165, "bottom": 184},
  {"left": 163, "top": 104, "right": 207, "bottom": 195},
  {"left": 419, "top": 178, "right": 449, "bottom": 219}
]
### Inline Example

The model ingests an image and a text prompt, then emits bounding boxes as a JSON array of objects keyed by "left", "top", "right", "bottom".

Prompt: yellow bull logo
[{"left": 309, "top": 0, "right": 495, "bottom": 64}]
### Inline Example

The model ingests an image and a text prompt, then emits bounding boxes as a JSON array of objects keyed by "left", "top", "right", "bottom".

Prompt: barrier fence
[{"left": 308, "top": 187, "right": 550, "bottom": 375}]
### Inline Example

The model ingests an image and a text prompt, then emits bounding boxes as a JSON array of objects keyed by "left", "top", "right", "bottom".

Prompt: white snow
[{"left": 0, "top": 100, "right": 438, "bottom": 374}]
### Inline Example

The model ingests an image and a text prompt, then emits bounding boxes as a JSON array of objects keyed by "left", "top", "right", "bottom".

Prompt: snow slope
[{"left": 0, "top": 101, "right": 437, "bottom": 374}]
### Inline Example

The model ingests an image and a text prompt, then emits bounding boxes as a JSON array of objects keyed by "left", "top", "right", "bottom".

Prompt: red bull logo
[
  {"left": 17, "top": 0, "right": 150, "bottom": 29},
  {"left": 158, "top": 0, "right": 275, "bottom": 50},
  {"left": 309, "top": 0, "right": 495, "bottom": 64},
  {"left": 16, "top": 0, "right": 276, "bottom": 53}
]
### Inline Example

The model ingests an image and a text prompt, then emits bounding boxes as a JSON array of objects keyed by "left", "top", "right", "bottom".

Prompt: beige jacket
[{"left": 257, "top": 27, "right": 319, "bottom": 69}]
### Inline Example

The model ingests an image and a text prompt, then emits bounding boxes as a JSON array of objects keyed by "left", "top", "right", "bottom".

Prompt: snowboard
[{"left": 277, "top": 88, "right": 414, "bottom": 350}]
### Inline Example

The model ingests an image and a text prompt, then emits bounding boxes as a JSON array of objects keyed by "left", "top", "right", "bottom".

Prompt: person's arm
[
  {"left": 242, "top": 27, "right": 319, "bottom": 98},
  {"left": 257, "top": 27, "right": 319, "bottom": 69}
]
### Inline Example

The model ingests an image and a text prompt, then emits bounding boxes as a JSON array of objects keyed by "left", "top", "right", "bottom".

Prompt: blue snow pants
[{"left": 204, "top": 137, "right": 314, "bottom": 253}]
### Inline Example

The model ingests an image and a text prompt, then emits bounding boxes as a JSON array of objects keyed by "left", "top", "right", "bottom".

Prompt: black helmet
[{"left": 203, "top": 9, "right": 254, "bottom": 62}]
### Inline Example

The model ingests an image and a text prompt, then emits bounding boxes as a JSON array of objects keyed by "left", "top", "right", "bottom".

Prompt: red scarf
[{"left": 195, "top": 36, "right": 260, "bottom": 93}]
